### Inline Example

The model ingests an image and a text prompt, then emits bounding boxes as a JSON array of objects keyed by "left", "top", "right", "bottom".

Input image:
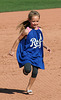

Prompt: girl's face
[{"left": 29, "top": 15, "right": 40, "bottom": 29}]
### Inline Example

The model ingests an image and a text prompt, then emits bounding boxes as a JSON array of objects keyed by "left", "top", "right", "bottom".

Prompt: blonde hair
[{"left": 17, "top": 10, "right": 40, "bottom": 33}]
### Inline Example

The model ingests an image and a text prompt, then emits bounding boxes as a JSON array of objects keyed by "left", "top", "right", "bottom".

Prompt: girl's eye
[
  {"left": 32, "top": 21, "right": 39, "bottom": 22},
  {"left": 32, "top": 21, "right": 35, "bottom": 22}
]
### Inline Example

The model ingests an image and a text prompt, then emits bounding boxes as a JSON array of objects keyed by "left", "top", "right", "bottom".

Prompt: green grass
[{"left": 0, "top": 0, "right": 61, "bottom": 12}]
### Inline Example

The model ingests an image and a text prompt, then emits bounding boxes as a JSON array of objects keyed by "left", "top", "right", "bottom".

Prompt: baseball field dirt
[{"left": 0, "top": 8, "right": 61, "bottom": 100}]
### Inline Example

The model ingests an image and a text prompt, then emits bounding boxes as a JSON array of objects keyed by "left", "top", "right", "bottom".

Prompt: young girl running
[{"left": 9, "top": 10, "right": 51, "bottom": 94}]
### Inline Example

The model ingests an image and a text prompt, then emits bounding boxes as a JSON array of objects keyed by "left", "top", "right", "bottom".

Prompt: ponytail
[{"left": 17, "top": 20, "right": 30, "bottom": 34}]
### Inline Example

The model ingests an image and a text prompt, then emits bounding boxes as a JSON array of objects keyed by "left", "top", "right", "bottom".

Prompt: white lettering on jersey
[{"left": 30, "top": 34, "right": 43, "bottom": 48}]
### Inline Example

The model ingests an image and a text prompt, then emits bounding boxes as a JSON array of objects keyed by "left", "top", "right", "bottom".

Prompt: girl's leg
[
  {"left": 23, "top": 63, "right": 31, "bottom": 75},
  {"left": 26, "top": 66, "right": 38, "bottom": 94}
]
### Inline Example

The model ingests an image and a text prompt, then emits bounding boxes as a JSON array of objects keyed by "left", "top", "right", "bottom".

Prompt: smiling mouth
[{"left": 33, "top": 24, "right": 37, "bottom": 26}]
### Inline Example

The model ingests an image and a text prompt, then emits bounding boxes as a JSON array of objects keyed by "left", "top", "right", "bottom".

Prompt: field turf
[{"left": 0, "top": 0, "right": 61, "bottom": 12}]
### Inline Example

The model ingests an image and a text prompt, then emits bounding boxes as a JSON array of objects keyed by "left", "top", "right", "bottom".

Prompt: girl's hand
[
  {"left": 8, "top": 50, "right": 14, "bottom": 56},
  {"left": 47, "top": 47, "right": 51, "bottom": 53}
]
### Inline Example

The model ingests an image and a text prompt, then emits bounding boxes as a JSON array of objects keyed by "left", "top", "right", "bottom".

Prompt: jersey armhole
[
  {"left": 27, "top": 27, "right": 31, "bottom": 33},
  {"left": 38, "top": 27, "right": 42, "bottom": 32}
]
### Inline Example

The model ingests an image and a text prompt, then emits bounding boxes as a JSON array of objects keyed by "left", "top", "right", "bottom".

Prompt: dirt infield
[{"left": 0, "top": 8, "right": 61, "bottom": 100}]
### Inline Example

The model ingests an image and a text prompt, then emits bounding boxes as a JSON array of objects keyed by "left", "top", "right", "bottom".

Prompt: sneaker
[{"left": 27, "top": 90, "right": 33, "bottom": 95}]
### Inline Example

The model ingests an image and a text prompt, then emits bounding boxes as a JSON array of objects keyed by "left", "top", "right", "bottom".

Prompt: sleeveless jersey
[{"left": 16, "top": 28, "right": 45, "bottom": 69}]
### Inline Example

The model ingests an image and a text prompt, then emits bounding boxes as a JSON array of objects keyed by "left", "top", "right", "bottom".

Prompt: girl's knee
[
  {"left": 24, "top": 63, "right": 31, "bottom": 73},
  {"left": 31, "top": 67, "right": 38, "bottom": 78},
  {"left": 25, "top": 68, "right": 31, "bottom": 73},
  {"left": 31, "top": 72, "right": 38, "bottom": 78}
]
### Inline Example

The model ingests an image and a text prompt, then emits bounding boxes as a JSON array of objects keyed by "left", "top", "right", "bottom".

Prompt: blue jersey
[{"left": 16, "top": 28, "right": 45, "bottom": 69}]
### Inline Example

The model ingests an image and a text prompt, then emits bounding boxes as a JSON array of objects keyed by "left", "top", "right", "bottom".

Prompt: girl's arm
[
  {"left": 43, "top": 41, "right": 51, "bottom": 52},
  {"left": 9, "top": 29, "right": 28, "bottom": 56},
  {"left": 39, "top": 28, "right": 51, "bottom": 52}
]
